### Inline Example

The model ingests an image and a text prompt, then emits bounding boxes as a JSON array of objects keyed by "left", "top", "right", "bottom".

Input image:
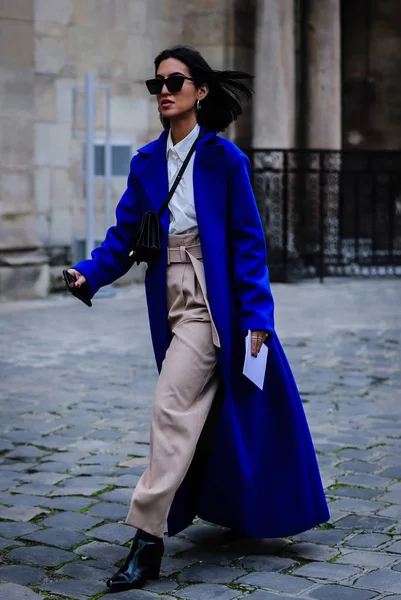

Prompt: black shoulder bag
[{"left": 128, "top": 132, "right": 204, "bottom": 266}]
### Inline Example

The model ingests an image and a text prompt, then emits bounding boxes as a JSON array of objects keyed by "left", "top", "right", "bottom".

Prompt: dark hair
[{"left": 154, "top": 45, "right": 253, "bottom": 132}]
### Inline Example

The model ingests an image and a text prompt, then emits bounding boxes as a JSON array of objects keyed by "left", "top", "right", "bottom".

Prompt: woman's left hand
[{"left": 251, "top": 330, "right": 269, "bottom": 357}]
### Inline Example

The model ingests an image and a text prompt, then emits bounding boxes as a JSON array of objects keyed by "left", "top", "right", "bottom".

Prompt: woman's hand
[
  {"left": 63, "top": 269, "right": 87, "bottom": 289},
  {"left": 251, "top": 330, "right": 269, "bottom": 357}
]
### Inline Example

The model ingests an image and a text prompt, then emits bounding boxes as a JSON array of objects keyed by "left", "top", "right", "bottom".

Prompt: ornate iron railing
[{"left": 246, "top": 149, "right": 401, "bottom": 281}]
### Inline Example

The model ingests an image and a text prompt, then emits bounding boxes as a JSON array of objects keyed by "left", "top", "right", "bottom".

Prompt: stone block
[
  {"left": 35, "top": 213, "right": 50, "bottom": 242},
  {"left": 0, "top": 505, "right": 46, "bottom": 522},
  {"left": 0, "top": 0, "right": 33, "bottom": 20},
  {"left": 330, "top": 486, "right": 380, "bottom": 500},
  {"left": 336, "top": 514, "right": 396, "bottom": 532},
  {"left": 0, "top": 583, "right": 43, "bottom": 600},
  {"left": 346, "top": 533, "right": 391, "bottom": 548},
  {"left": 114, "top": 0, "right": 148, "bottom": 34},
  {"left": 0, "top": 68, "right": 34, "bottom": 119},
  {"left": 150, "top": 18, "right": 183, "bottom": 55},
  {"left": 380, "top": 466, "right": 401, "bottom": 479},
  {"left": 309, "top": 584, "right": 377, "bottom": 600},
  {"left": 387, "top": 541, "right": 401, "bottom": 554},
  {"left": 36, "top": 495, "right": 93, "bottom": 511},
  {"left": 0, "top": 261, "right": 50, "bottom": 300},
  {"left": 56, "top": 561, "right": 107, "bottom": 581},
  {"left": 379, "top": 505, "right": 401, "bottom": 519},
  {"left": 151, "top": 0, "right": 186, "bottom": 21},
  {"left": 35, "top": 0, "right": 73, "bottom": 26},
  {"left": 337, "top": 473, "right": 389, "bottom": 488},
  {"left": 74, "top": 540, "right": 128, "bottom": 564},
  {"left": 286, "top": 541, "right": 338, "bottom": 561},
  {"left": 293, "top": 528, "right": 351, "bottom": 546},
  {"left": 87, "top": 502, "right": 128, "bottom": 522},
  {"left": 178, "top": 564, "right": 245, "bottom": 584},
  {"left": 0, "top": 171, "right": 33, "bottom": 216},
  {"left": 34, "top": 76, "right": 56, "bottom": 122},
  {"left": 0, "top": 19, "right": 34, "bottom": 69},
  {"left": 338, "top": 460, "right": 379, "bottom": 473},
  {"left": 0, "top": 522, "right": 39, "bottom": 539},
  {"left": 38, "top": 579, "right": 105, "bottom": 599},
  {"left": 192, "top": 48, "right": 230, "bottom": 74},
  {"left": 55, "top": 77, "right": 74, "bottom": 123},
  {"left": 22, "top": 526, "right": 87, "bottom": 549},
  {"left": 0, "top": 565, "right": 45, "bottom": 586},
  {"left": 237, "top": 572, "right": 314, "bottom": 594},
  {"left": 292, "top": 561, "right": 361, "bottom": 581},
  {"left": 40, "top": 511, "right": 102, "bottom": 531},
  {"left": 74, "top": 0, "right": 115, "bottom": 29},
  {"left": 34, "top": 166, "right": 51, "bottom": 214},
  {"left": 66, "top": 26, "right": 102, "bottom": 76},
  {"left": 337, "top": 550, "right": 398, "bottom": 568},
  {"left": 35, "top": 36, "right": 66, "bottom": 75},
  {"left": 34, "top": 122, "right": 70, "bottom": 167},
  {"left": 0, "top": 117, "right": 33, "bottom": 170},
  {"left": 8, "top": 545, "right": 74, "bottom": 567},
  {"left": 356, "top": 569, "right": 401, "bottom": 593},
  {"left": 183, "top": 12, "right": 226, "bottom": 47},
  {"left": 246, "top": 593, "right": 308, "bottom": 600},
  {"left": 329, "top": 497, "right": 386, "bottom": 514},
  {"left": 179, "top": 584, "right": 242, "bottom": 600},
  {"left": 125, "top": 35, "right": 154, "bottom": 80},
  {"left": 111, "top": 96, "right": 148, "bottom": 137},
  {"left": 88, "top": 523, "right": 134, "bottom": 545},
  {"left": 237, "top": 555, "right": 297, "bottom": 572}
]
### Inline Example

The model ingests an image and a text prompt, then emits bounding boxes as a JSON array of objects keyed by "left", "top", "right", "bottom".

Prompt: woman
[{"left": 66, "top": 45, "right": 329, "bottom": 592}]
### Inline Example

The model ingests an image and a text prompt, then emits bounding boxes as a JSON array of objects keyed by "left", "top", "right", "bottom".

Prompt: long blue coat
[{"left": 74, "top": 128, "right": 329, "bottom": 538}]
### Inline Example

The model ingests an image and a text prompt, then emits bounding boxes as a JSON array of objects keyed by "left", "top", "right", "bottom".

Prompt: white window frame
[{"left": 85, "top": 140, "right": 133, "bottom": 179}]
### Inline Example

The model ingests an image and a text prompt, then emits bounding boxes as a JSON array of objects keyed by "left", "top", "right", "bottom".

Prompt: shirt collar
[{"left": 166, "top": 123, "right": 200, "bottom": 160}]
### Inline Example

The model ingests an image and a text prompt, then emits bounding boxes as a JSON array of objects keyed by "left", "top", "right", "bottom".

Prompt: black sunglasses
[{"left": 146, "top": 75, "right": 195, "bottom": 95}]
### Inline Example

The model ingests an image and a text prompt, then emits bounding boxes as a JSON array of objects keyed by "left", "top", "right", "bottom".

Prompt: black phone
[{"left": 62, "top": 270, "right": 92, "bottom": 307}]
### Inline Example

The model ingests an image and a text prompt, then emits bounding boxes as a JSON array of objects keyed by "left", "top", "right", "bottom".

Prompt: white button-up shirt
[{"left": 166, "top": 123, "right": 200, "bottom": 234}]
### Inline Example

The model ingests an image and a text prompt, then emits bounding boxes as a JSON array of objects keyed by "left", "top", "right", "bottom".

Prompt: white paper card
[{"left": 243, "top": 331, "right": 268, "bottom": 390}]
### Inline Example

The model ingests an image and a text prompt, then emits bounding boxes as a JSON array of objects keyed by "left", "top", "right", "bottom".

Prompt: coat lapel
[
  {"left": 135, "top": 129, "right": 169, "bottom": 217},
  {"left": 194, "top": 133, "right": 227, "bottom": 249}
]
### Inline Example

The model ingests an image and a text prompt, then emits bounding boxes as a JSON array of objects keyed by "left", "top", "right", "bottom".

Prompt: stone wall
[
  {"left": 0, "top": 0, "right": 49, "bottom": 299},
  {"left": 30, "top": 0, "right": 249, "bottom": 294}
]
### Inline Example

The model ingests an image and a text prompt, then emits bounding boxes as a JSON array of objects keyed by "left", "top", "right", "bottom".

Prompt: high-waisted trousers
[{"left": 125, "top": 232, "right": 220, "bottom": 537}]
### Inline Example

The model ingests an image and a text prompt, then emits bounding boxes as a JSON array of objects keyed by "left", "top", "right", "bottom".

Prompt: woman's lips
[{"left": 161, "top": 100, "right": 174, "bottom": 108}]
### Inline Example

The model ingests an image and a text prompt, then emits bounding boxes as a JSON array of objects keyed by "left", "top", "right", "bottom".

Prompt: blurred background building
[{"left": 0, "top": 0, "right": 400, "bottom": 298}]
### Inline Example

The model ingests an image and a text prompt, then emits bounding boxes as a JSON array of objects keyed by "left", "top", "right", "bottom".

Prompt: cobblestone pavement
[{"left": 0, "top": 278, "right": 401, "bottom": 600}]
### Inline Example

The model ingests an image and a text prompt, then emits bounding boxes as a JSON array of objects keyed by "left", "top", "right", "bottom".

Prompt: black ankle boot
[{"left": 106, "top": 529, "right": 164, "bottom": 591}]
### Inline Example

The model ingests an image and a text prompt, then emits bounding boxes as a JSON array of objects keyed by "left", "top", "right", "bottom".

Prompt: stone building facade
[{"left": 0, "top": 0, "right": 400, "bottom": 298}]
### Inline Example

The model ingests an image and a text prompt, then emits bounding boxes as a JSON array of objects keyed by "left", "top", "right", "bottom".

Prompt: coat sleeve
[
  {"left": 72, "top": 156, "right": 143, "bottom": 298},
  {"left": 228, "top": 152, "right": 275, "bottom": 335}
]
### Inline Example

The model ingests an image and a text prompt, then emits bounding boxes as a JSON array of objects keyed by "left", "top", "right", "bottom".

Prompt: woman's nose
[{"left": 161, "top": 82, "right": 169, "bottom": 94}]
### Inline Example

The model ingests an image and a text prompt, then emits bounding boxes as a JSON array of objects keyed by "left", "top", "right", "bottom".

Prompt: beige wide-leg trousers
[{"left": 125, "top": 232, "right": 220, "bottom": 537}]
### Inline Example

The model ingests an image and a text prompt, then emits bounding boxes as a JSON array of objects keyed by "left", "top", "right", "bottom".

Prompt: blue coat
[{"left": 74, "top": 128, "right": 329, "bottom": 538}]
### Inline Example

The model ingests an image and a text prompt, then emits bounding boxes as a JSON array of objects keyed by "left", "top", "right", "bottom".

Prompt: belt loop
[
  {"left": 179, "top": 246, "right": 186, "bottom": 263},
  {"left": 167, "top": 247, "right": 171, "bottom": 265}
]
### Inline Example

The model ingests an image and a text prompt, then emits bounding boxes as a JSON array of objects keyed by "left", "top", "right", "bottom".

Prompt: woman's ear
[{"left": 198, "top": 84, "right": 209, "bottom": 101}]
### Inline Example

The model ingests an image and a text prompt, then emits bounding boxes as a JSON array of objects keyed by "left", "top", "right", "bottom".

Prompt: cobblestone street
[{"left": 0, "top": 278, "right": 401, "bottom": 600}]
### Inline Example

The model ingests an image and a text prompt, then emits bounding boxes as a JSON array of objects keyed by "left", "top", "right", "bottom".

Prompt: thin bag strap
[{"left": 157, "top": 131, "right": 206, "bottom": 218}]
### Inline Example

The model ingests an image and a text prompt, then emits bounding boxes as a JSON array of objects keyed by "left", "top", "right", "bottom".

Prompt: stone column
[
  {"left": 303, "top": 0, "right": 342, "bottom": 270},
  {"left": 253, "top": 0, "right": 296, "bottom": 148},
  {"left": 0, "top": 0, "right": 49, "bottom": 299},
  {"left": 305, "top": 0, "right": 341, "bottom": 149},
  {"left": 252, "top": 0, "right": 296, "bottom": 281}
]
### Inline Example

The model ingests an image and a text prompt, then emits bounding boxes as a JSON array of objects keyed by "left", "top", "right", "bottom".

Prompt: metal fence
[{"left": 247, "top": 149, "right": 401, "bottom": 282}]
